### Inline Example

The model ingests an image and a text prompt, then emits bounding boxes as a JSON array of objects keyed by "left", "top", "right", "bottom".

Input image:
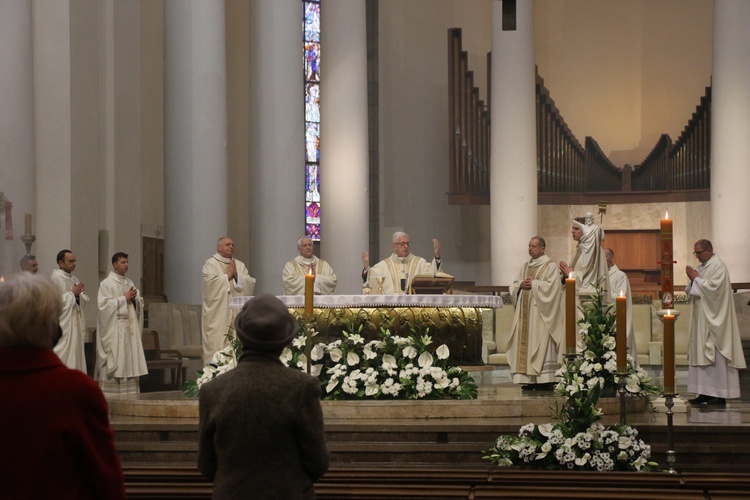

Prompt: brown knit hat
[{"left": 234, "top": 294, "right": 299, "bottom": 351}]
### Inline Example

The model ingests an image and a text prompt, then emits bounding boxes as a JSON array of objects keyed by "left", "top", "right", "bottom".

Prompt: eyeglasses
[
  {"left": 395, "top": 242, "right": 411, "bottom": 247},
  {"left": 693, "top": 249, "right": 708, "bottom": 256}
]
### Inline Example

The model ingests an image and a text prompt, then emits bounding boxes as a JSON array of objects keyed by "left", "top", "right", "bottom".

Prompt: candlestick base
[
  {"left": 20, "top": 234, "right": 36, "bottom": 255},
  {"left": 617, "top": 373, "right": 628, "bottom": 425},
  {"left": 563, "top": 352, "right": 580, "bottom": 364},
  {"left": 303, "top": 316, "right": 314, "bottom": 375},
  {"left": 663, "top": 393, "right": 678, "bottom": 474},
  {"left": 652, "top": 395, "right": 687, "bottom": 413}
]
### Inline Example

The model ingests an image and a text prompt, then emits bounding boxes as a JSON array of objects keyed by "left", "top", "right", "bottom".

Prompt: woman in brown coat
[{"left": 198, "top": 294, "right": 329, "bottom": 499}]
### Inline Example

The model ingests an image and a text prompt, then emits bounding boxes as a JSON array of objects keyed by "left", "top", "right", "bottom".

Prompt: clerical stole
[{"left": 514, "top": 263, "right": 545, "bottom": 374}]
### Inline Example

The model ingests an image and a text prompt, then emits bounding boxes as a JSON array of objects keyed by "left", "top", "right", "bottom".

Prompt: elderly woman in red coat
[
  {"left": 0, "top": 273, "right": 125, "bottom": 500},
  {"left": 198, "top": 294, "right": 329, "bottom": 499}
]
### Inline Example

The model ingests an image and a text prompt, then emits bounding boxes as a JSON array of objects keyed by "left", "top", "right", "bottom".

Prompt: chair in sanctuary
[{"left": 140, "top": 330, "right": 187, "bottom": 392}]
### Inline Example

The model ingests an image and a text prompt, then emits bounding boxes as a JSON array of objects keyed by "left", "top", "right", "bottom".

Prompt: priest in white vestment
[
  {"left": 95, "top": 252, "right": 148, "bottom": 396},
  {"left": 282, "top": 236, "right": 337, "bottom": 295},
  {"left": 361, "top": 232, "right": 442, "bottom": 294},
  {"left": 604, "top": 248, "right": 638, "bottom": 367},
  {"left": 202, "top": 237, "right": 256, "bottom": 362},
  {"left": 51, "top": 249, "right": 89, "bottom": 372},
  {"left": 559, "top": 213, "right": 610, "bottom": 299},
  {"left": 508, "top": 237, "right": 565, "bottom": 390},
  {"left": 685, "top": 239, "right": 746, "bottom": 406}
]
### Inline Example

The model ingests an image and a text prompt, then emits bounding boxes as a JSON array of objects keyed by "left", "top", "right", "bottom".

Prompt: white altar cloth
[{"left": 229, "top": 294, "right": 503, "bottom": 310}]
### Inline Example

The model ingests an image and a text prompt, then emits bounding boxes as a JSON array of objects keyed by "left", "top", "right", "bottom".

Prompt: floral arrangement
[
  {"left": 184, "top": 324, "right": 478, "bottom": 401},
  {"left": 482, "top": 291, "right": 659, "bottom": 471},
  {"left": 281, "top": 325, "right": 477, "bottom": 400},
  {"left": 182, "top": 329, "right": 242, "bottom": 398},
  {"left": 563, "top": 291, "right": 658, "bottom": 398}
]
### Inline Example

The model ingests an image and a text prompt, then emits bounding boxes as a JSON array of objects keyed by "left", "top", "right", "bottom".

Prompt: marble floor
[{"left": 467, "top": 365, "right": 750, "bottom": 428}]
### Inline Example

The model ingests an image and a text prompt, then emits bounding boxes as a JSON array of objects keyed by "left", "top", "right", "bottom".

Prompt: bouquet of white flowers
[
  {"left": 282, "top": 325, "right": 477, "bottom": 400},
  {"left": 482, "top": 290, "right": 659, "bottom": 472}
]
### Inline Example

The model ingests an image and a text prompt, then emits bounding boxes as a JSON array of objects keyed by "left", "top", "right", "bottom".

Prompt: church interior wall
[
  {"left": 377, "top": 0, "right": 713, "bottom": 287},
  {"left": 377, "top": 0, "right": 493, "bottom": 285},
  {"left": 534, "top": 0, "right": 713, "bottom": 167},
  {"left": 0, "top": 0, "right": 727, "bottom": 329}
]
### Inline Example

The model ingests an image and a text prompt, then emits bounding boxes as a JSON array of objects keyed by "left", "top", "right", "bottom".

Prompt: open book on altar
[{"left": 410, "top": 272, "right": 455, "bottom": 295}]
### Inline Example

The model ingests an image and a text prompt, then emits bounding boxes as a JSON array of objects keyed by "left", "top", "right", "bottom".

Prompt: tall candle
[
  {"left": 304, "top": 272, "right": 314, "bottom": 316},
  {"left": 616, "top": 292, "right": 627, "bottom": 373},
  {"left": 565, "top": 275, "right": 576, "bottom": 354},
  {"left": 663, "top": 311, "right": 676, "bottom": 394},
  {"left": 660, "top": 211, "right": 674, "bottom": 309},
  {"left": 24, "top": 213, "right": 32, "bottom": 236}
]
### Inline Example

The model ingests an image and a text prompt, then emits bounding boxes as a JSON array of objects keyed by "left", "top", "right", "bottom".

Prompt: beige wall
[{"left": 535, "top": 0, "right": 713, "bottom": 166}]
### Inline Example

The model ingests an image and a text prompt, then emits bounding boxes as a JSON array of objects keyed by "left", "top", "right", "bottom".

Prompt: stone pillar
[
  {"left": 246, "top": 0, "right": 303, "bottom": 294},
  {"left": 490, "top": 0, "right": 537, "bottom": 285},
  {"left": 711, "top": 0, "right": 750, "bottom": 280},
  {"left": 0, "top": 1, "right": 34, "bottom": 275},
  {"left": 164, "top": 0, "right": 228, "bottom": 304},
  {"left": 100, "top": 0, "right": 143, "bottom": 281},
  {"left": 320, "top": 0, "right": 369, "bottom": 294},
  {"left": 32, "top": 0, "right": 104, "bottom": 295}
]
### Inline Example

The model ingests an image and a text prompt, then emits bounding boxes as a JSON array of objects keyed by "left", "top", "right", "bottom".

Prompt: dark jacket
[
  {"left": 198, "top": 351, "right": 329, "bottom": 499},
  {"left": 0, "top": 348, "right": 125, "bottom": 499}
]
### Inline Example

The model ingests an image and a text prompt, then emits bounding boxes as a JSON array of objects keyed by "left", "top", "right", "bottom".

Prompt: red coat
[{"left": 0, "top": 348, "right": 125, "bottom": 499}]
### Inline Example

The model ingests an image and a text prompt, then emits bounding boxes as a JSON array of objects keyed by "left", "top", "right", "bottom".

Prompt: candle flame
[
  {"left": 568, "top": 272, "right": 573, "bottom": 279},
  {"left": 664, "top": 210, "right": 669, "bottom": 219},
  {"left": 619, "top": 290, "right": 625, "bottom": 297}
]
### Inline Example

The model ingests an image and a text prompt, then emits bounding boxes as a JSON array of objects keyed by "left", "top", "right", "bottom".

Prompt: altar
[{"left": 229, "top": 294, "right": 503, "bottom": 365}]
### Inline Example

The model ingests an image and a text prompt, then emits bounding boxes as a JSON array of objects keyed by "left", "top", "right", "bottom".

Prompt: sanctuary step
[{"left": 112, "top": 416, "right": 750, "bottom": 473}]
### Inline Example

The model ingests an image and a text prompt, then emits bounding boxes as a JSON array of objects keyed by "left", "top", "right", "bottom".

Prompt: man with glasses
[
  {"left": 361, "top": 231, "right": 442, "bottom": 294},
  {"left": 685, "top": 239, "right": 746, "bottom": 406}
]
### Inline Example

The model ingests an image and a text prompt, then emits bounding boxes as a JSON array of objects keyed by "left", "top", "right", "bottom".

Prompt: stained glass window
[{"left": 304, "top": 1, "right": 321, "bottom": 241}]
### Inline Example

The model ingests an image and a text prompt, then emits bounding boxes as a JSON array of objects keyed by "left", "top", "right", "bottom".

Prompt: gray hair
[
  {"left": 0, "top": 273, "right": 62, "bottom": 349},
  {"left": 297, "top": 236, "right": 313, "bottom": 247},
  {"left": 19, "top": 254, "right": 36, "bottom": 269},
  {"left": 392, "top": 231, "right": 409, "bottom": 243}
]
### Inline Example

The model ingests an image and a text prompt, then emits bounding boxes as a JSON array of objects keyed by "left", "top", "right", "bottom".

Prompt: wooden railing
[
  {"left": 448, "top": 28, "right": 490, "bottom": 204},
  {"left": 447, "top": 28, "right": 712, "bottom": 204}
]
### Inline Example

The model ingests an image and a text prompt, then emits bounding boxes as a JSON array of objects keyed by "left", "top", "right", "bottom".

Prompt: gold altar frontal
[
  {"left": 229, "top": 294, "right": 505, "bottom": 365},
  {"left": 290, "top": 305, "right": 484, "bottom": 364}
]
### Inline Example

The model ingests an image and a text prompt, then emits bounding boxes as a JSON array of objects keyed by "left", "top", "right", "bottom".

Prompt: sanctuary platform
[{"left": 110, "top": 365, "right": 750, "bottom": 475}]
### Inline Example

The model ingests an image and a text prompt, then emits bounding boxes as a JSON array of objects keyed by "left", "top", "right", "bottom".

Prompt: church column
[
  {"left": 320, "top": 0, "right": 369, "bottom": 294},
  {"left": 100, "top": 0, "right": 143, "bottom": 282},
  {"left": 711, "top": 0, "right": 750, "bottom": 280},
  {"left": 164, "top": 0, "right": 228, "bottom": 304},
  {"left": 31, "top": 0, "right": 104, "bottom": 295},
  {"left": 246, "top": 0, "right": 303, "bottom": 294},
  {"left": 490, "top": 0, "right": 537, "bottom": 285},
  {"left": 0, "top": 1, "right": 34, "bottom": 276}
]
